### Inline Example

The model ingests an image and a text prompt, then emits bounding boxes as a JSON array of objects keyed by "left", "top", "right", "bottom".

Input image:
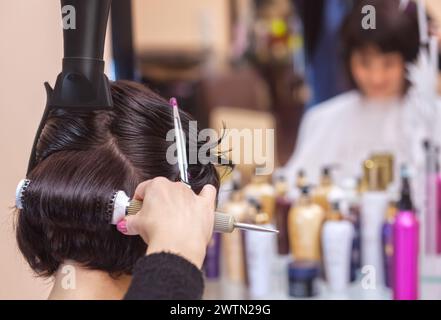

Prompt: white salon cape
[{"left": 283, "top": 89, "right": 441, "bottom": 202}]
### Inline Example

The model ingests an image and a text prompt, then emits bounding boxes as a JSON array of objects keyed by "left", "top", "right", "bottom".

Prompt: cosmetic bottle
[
  {"left": 435, "top": 148, "right": 441, "bottom": 255},
  {"left": 243, "top": 175, "right": 276, "bottom": 221},
  {"left": 312, "top": 166, "right": 334, "bottom": 214},
  {"left": 217, "top": 169, "right": 242, "bottom": 208},
  {"left": 204, "top": 233, "right": 221, "bottom": 279},
  {"left": 393, "top": 166, "right": 419, "bottom": 300},
  {"left": 288, "top": 261, "right": 320, "bottom": 298},
  {"left": 220, "top": 186, "right": 250, "bottom": 284},
  {"left": 437, "top": 161, "right": 441, "bottom": 254},
  {"left": 360, "top": 159, "right": 390, "bottom": 286},
  {"left": 296, "top": 169, "right": 307, "bottom": 189},
  {"left": 289, "top": 169, "right": 307, "bottom": 202},
  {"left": 322, "top": 194, "right": 354, "bottom": 292},
  {"left": 382, "top": 201, "right": 397, "bottom": 288},
  {"left": 209, "top": 170, "right": 239, "bottom": 280},
  {"left": 343, "top": 178, "right": 362, "bottom": 282},
  {"left": 244, "top": 199, "right": 277, "bottom": 298},
  {"left": 372, "top": 153, "right": 398, "bottom": 205},
  {"left": 371, "top": 153, "right": 394, "bottom": 189},
  {"left": 423, "top": 140, "right": 438, "bottom": 255},
  {"left": 274, "top": 175, "right": 292, "bottom": 255},
  {"left": 288, "top": 186, "right": 325, "bottom": 262},
  {"left": 272, "top": 172, "right": 294, "bottom": 294}
]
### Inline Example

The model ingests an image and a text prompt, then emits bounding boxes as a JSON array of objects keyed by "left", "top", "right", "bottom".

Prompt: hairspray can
[{"left": 393, "top": 166, "right": 419, "bottom": 300}]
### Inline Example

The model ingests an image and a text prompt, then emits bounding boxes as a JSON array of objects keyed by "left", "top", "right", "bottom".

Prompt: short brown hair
[
  {"left": 341, "top": 0, "right": 420, "bottom": 88},
  {"left": 16, "top": 80, "right": 225, "bottom": 277}
]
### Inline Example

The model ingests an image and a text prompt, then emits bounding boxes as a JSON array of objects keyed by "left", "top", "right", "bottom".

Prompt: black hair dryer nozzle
[
  {"left": 27, "top": 0, "right": 113, "bottom": 174},
  {"left": 50, "top": 0, "right": 113, "bottom": 110}
]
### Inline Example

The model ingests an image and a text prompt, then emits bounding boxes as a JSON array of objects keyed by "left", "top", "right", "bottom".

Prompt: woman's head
[
  {"left": 16, "top": 80, "right": 223, "bottom": 277},
  {"left": 341, "top": 0, "right": 419, "bottom": 99}
]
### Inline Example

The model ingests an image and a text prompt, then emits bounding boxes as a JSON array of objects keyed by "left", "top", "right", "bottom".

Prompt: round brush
[{"left": 112, "top": 191, "right": 279, "bottom": 234}]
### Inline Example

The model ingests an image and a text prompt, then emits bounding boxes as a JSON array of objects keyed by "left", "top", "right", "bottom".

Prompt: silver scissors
[{"left": 170, "top": 98, "right": 278, "bottom": 234}]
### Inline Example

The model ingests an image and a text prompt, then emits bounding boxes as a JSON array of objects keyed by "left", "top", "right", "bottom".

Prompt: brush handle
[
  {"left": 127, "top": 199, "right": 143, "bottom": 216},
  {"left": 213, "top": 212, "right": 236, "bottom": 233},
  {"left": 127, "top": 199, "right": 235, "bottom": 233}
]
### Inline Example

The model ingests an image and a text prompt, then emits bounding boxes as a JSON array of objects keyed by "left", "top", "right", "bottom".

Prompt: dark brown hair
[
  {"left": 16, "top": 80, "right": 226, "bottom": 277},
  {"left": 341, "top": 0, "right": 420, "bottom": 88}
]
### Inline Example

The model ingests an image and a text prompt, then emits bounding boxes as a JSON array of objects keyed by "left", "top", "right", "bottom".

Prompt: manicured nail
[{"left": 117, "top": 220, "right": 128, "bottom": 234}]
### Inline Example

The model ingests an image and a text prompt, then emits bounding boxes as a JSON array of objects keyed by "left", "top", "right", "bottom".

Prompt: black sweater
[{"left": 124, "top": 252, "right": 204, "bottom": 300}]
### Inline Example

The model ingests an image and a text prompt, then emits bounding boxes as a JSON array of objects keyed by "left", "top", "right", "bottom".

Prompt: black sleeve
[{"left": 124, "top": 252, "right": 205, "bottom": 300}]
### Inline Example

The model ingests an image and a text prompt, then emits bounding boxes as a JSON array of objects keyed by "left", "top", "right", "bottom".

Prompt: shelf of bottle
[{"left": 203, "top": 273, "right": 441, "bottom": 300}]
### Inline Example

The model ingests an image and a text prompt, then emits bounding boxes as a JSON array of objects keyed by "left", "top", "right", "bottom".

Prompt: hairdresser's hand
[{"left": 118, "top": 177, "right": 216, "bottom": 269}]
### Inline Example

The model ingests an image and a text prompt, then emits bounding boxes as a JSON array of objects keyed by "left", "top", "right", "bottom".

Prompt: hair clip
[{"left": 15, "top": 179, "right": 31, "bottom": 209}]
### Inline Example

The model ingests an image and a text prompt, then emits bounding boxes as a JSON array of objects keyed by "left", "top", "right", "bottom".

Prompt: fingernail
[{"left": 117, "top": 220, "right": 128, "bottom": 234}]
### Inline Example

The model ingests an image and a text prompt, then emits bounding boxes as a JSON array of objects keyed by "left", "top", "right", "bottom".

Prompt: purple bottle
[
  {"left": 204, "top": 233, "right": 221, "bottom": 279},
  {"left": 393, "top": 166, "right": 419, "bottom": 300},
  {"left": 382, "top": 203, "right": 396, "bottom": 288},
  {"left": 436, "top": 157, "right": 441, "bottom": 254},
  {"left": 349, "top": 203, "right": 361, "bottom": 282}
]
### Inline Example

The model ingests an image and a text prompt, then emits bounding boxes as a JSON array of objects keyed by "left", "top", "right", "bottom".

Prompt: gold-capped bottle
[
  {"left": 360, "top": 158, "right": 390, "bottom": 286},
  {"left": 243, "top": 175, "right": 276, "bottom": 221},
  {"left": 220, "top": 185, "right": 250, "bottom": 284},
  {"left": 288, "top": 186, "right": 325, "bottom": 262},
  {"left": 371, "top": 153, "right": 394, "bottom": 187}
]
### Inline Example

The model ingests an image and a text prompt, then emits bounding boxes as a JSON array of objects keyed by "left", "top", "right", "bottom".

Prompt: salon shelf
[
  {"left": 203, "top": 278, "right": 392, "bottom": 300},
  {"left": 203, "top": 254, "right": 441, "bottom": 300}
]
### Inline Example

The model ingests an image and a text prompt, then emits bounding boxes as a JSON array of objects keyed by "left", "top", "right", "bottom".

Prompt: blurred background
[{"left": 2, "top": 0, "right": 441, "bottom": 299}]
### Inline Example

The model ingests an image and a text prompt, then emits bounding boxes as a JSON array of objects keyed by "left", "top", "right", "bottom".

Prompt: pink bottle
[
  {"left": 393, "top": 166, "right": 419, "bottom": 300},
  {"left": 436, "top": 163, "right": 441, "bottom": 254},
  {"left": 423, "top": 140, "right": 437, "bottom": 254}
]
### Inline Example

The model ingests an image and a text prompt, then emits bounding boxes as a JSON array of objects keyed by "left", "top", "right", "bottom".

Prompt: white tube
[
  {"left": 244, "top": 224, "right": 276, "bottom": 298},
  {"left": 360, "top": 191, "right": 389, "bottom": 286},
  {"left": 322, "top": 220, "right": 354, "bottom": 292}
]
